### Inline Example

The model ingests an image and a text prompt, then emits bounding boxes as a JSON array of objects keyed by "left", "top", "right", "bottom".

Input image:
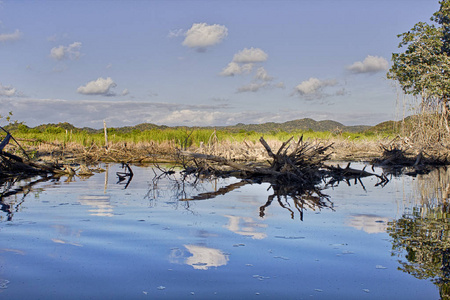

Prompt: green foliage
[
  {"left": 0, "top": 111, "right": 13, "bottom": 125},
  {"left": 388, "top": 1, "right": 450, "bottom": 103}
]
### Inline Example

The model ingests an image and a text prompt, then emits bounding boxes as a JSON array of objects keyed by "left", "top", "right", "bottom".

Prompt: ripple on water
[{"left": 0, "top": 279, "right": 10, "bottom": 289}]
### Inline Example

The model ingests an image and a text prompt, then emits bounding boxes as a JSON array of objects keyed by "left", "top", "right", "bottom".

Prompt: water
[{"left": 0, "top": 163, "right": 447, "bottom": 299}]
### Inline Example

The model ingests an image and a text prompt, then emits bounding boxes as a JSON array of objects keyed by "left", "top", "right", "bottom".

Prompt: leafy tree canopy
[{"left": 388, "top": 1, "right": 450, "bottom": 104}]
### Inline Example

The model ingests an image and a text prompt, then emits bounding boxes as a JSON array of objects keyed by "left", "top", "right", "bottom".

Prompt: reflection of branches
[
  {"left": 0, "top": 175, "right": 51, "bottom": 221},
  {"left": 152, "top": 160, "right": 385, "bottom": 221},
  {"left": 145, "top": 166, "right": 215, "bottom": 212},
  {"left": 180, "top": 180, "right": 249, "bottom": 201},
  {"left": 259, "top": 184, "right": 332, "bottom": 220},
  {"left": 116, "top": 163, "right": 133, "bottom": 189}
]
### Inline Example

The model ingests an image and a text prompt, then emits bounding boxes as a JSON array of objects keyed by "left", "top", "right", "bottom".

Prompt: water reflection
[
  {"left": 78, "top": 195, "right": 113, "bottom": 217},
  {"left": 347, "top": 214, "right": 389, "bottom": 234},
  {"left": 0, "top": 175, "right": 47, "bottom": 221},
  {"left": 259, "top": 185, "right": 332, "bottom": 220},
  {"left": 51, "top": 224, "right": 83, "bottom": 247},
  {"left": 387, "top": 167, "right": 450, "bottom": 299},
  {"left": 224, "top": 215, "right": 267, "bottom": 239},
  {"left": 169, "top": 244, "right": 229, "bottom": 270}
]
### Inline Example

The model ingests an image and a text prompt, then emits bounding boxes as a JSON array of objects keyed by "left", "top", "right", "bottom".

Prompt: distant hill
[
  {"left": 218, "top": 118, "right": 371, "bottom": 133},
  {"left": 5, "top": 118, "right": 375, "bottom": 134}
]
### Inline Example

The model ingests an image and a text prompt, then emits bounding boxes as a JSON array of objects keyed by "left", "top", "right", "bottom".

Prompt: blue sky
[{"left": 0, "top": 0, "right": 440, "bottom": 129}]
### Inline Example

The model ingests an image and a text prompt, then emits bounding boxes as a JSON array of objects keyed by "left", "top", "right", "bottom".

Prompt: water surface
[{"left": 0, "top": 163, "right": 447, "bottom": 299}]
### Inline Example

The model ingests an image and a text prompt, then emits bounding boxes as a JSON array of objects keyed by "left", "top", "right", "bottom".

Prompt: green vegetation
[
  {"left": 388, "top": 0, "right": 450, "bottom": 143},
  {"left": 1, "top": 120, "right": 389, "bottom": 149}
]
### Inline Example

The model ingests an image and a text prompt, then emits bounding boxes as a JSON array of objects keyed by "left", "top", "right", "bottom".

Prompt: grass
[{"left": 4, "top": 124, "right": 391, "bottom": 149}]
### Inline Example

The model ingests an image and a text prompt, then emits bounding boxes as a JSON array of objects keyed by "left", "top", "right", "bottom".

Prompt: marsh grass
[
  {"left": 395, "top": 96, "right": 450, "bottom": 159},
  {"left": 1, "top": 126, "right": 390, "bottom": 163}
]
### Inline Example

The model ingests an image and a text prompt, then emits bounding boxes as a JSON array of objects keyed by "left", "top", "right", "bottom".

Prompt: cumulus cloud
[
  {"left": 220, "top": 62, "right": 253, "bottom": 76},
  {"left": 293, "top": 77, "right": 345, "bottom": 100},
  {"left": 182, "top": 23, "right": 228, "bottom": 50},
  {"left": 0, "top": 83, "right": 17, "bottom": 97},
  {"left": 0, "top": 29, "right": 22, "bottom": 42},
  {"left": 220, "top": 48, "right": 269, "bottom": 79},
  {"left": 77, "top": 77, "right": 117, "bottom": 96},
  {"left": 254, "top": 67, "right": 272, "bottom": 81},
  {"left": 50, "top": 42, "right": 82, "bottom": 61},
  {"left": 232, "top": 47, "right": 268, "bottom": 63},
  {"left": 347, "top": 55, "right": 389, "bottom": 74},
  {"left": 220, "top": 48, "right": 279, "bottom": 93},
  {"left": 295, "top": 77, "right": 337, "bottom": 95}
]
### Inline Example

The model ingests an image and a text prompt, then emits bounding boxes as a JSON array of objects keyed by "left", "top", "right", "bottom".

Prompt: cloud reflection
[
  {"left": 347, "top": 214, "right": 388, "bottom": 234},
  {"left": 78, "top": 195, "right": 113, "bottom": 217},
  {"left": 224, "top": 215, "right": 267, "bottom": 239},
  {"left": 169, "top": 245, "right": 229, "bottom": 270}
]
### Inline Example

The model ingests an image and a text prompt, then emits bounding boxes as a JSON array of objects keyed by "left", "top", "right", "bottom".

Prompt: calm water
[{"left": 0, "top": 163, "right": 448, "bottom": 299}]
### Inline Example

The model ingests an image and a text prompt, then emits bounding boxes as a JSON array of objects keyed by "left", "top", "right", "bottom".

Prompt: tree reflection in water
[{"left": 387, "top": 167, "right": 450, "bottom": 300}]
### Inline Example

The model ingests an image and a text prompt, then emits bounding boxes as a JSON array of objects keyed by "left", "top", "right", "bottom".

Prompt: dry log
[{"left": 178, "top": 150, "right": 281, "bottom": 177}]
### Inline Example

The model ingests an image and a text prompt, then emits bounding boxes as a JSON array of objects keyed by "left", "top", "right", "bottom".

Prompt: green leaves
[{"left": 388, "top": 1, "right": 450, "bottom": 103}]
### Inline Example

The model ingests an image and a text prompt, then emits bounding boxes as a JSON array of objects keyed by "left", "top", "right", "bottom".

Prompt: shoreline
[{"left": 21, "top": 138, "right": 387, "bottom": 165}]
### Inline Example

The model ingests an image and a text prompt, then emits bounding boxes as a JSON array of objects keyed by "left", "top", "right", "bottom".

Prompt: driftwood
[
  {"left": 179, "top": 136, "right": 386, "bottom": 188},
  {"left": 175, "top": 136, "right": 389, "bottom": 220},
  {"left": 0, "top": 127, "right": 75, "bottom": 178},
  {"left": 372, "top": 140, "right": 450, "bottom": 176}
]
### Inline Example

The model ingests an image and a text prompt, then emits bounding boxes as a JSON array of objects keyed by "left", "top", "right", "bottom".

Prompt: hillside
[
  {"left": 5, "top": 118, "right": 374, "bottom": 134},
  {"left": 219, "top": 118, "right": 370, "bottom": 133}
]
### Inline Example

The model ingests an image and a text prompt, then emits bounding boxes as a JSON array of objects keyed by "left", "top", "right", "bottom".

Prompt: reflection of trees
[
  {"left": 388, "top": 207, "right": 450, "bottom": 299},
  {"left": 387, "top": 167, "right": 450, "bottom": 300}
]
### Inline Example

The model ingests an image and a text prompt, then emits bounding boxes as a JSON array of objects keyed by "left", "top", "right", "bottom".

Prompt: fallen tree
[
  {"left": 179, "top": 136, "right": 388, "bottom": 188},
  {"left": 140, "top": 136, "right": 387, "bottom": 220},
  {"left": 0, "top": 127, "right": 77, "bottom": 178}
]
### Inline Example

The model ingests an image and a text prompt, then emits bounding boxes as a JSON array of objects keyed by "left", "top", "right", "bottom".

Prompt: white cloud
[
  {"left": 347, "top": 55, "right": 389, "bottom": 74},
  {"left": 220, "top": 62, "right": 253, "bottom": 76},
  {"left": 220, "top": 49, "right": 277, "bottom": 93},
  {"left": 182, "top": 23, "right": 228, "bottom": 50},
  {"left": 121, "top": 88, "right": 129, "bottom": 96},
  {"left": 77, "top": 77, "right": 117, "bottom": 96},
  {"left": 254, "top": 67, "right": 272, "bottom": 81},
  {"left": 0, "top": 97, "right": 389, "bottom": 129},
  {"left": 168, "top": 29, "right": 184, "bottom": 38},
  {"left": 232, "top": 47, "right": 268, "bottom": 63},
  {"left": 295, "top": 77, "right": 337, "bottom": 96},
  {"left": 0, "top": 29, "right": 22, "bottom": 42},
  {"left": 236, "top": 82, "right": 269, "bottom": 93},
  {"left": 220, "top": 48, "right": 270, "bottom": 79},
  {"left": 0, "top": 83, "right": 17, "bottom": 97},
  {"left": 50, "top": 42, "right": 82, "bottom": 61}
]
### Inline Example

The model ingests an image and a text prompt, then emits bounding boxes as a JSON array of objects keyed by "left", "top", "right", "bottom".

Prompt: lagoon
[{"left": 0, "top": 163, "right": 446, "bottom": 299}]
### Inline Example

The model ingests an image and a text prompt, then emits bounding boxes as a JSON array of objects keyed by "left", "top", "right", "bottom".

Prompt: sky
[{"left": 0, "top": 0, "right": 441, "bottom": 129}]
